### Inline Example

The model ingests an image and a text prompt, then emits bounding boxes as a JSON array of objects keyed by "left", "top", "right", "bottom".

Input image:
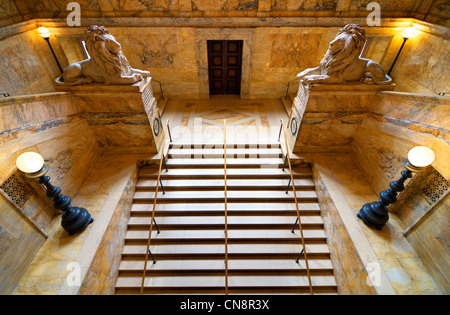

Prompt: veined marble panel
[
  {"left": 127, "top": 33, "right": 178, "bottom": 68},
  {"left": 270, "top": 0, "right": 338, "bottom": 11},
  {"left": 192, "top": 0, "right": 258, "bottom": 11},
  {"left": 119, "top": 0, "right": 179, "bottom": 11},
  {"left": 269, "top": 33, "right": 322, "bottom": 68},
  {"left": 393, "top": 30, "right": 450, "bottom": 95}
]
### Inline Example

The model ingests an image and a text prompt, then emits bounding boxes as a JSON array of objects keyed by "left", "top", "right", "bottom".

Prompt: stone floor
[{"left": 162, "top": 96, "right": 288, "bottom": 145}]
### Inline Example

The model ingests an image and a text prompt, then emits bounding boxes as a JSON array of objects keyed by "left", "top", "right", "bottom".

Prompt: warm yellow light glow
[
  {"left": 408, "top": 146, "right": 435, "bottom": 168},
  {"left": 37, "top": 26, "right": 51, "bottom": 38},
  {"left": 16, "top": 152, "right": 45, "bottom": 173},
  {"left": 402, "top": 27, "right": 417, "bottom": 39}
]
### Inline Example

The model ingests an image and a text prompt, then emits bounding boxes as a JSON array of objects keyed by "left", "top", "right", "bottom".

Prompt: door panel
[{"left": 208, "top": 40, "right": 243, "bottom": 95}]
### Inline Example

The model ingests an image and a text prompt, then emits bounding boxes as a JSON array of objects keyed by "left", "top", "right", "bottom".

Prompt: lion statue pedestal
[
  {"left": 287, "top": 25, "right": 395, "bottom": 153},
  {"left": 297, "top": 24, "right": 394, "bottom": 86},
  {"left": 55, "top": 25, "right": 150, "bottom": 86}
]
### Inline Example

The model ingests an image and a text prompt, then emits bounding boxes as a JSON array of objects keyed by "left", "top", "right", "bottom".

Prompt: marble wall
[
  {"left": 0, "top": 93, "right": 100, "bottom": 294},
  {"left": 78, "top": 158, "right": 140, "bottom": 295},
  {"left": 1, "top": 17, "right": 447, "bottom": 100},
  {"left": 351, "top": 91, "right": 450, "bottom": 293},
  {"left": 0, "top": 27, "right": 58, "bottom": 96},
  {"left": 291, "top": 85, "right": 385, "bottom": 152},
  {"left": 0, "top": 79, "right": 161, "bottom": 293},
  {"left": 391, "top": 29, "right": 450, "bottom": 96},
  {"left": 311, "top": 162, "right": 377, "bottom": 295}
]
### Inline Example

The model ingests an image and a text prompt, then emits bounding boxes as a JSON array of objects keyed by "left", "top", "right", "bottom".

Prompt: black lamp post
[
  {"left": 387, "top": 27, "right": 417, "bottom": 76},
  {"left": 37, "top": 26, "right": 63, "bottom": 73},
  {"left": 16, "top": 152, "right": 93, "bottom": 235},
  {"left": 357, "top": 146, "right": 435, "bottom": 230}
]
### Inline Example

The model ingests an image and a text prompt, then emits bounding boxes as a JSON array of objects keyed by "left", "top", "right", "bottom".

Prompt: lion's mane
[
  {"left": 319, "top": 24, "right": 366, "bottom": 77},
  {"left": 84, "top": 25, "right": 132, "bottom": 79}
]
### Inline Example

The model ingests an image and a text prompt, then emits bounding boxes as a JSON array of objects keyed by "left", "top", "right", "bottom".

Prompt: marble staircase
[{"left": 114, "top": 143, "right": 337, "bottom": 294}]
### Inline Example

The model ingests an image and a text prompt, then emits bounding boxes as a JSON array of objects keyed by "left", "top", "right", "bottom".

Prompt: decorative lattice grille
[
  {"left": 0, "top": 173, "right": 33, "bottom": 208},
  {"left": 422, "top": 170, "right": 449, "bottom": 203}
]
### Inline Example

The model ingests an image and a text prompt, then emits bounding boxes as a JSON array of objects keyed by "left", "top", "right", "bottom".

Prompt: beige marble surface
[
  {"left": 12, "top": 152, "right": 154, "bottom": 295},
  {"left": 300, "top": 152, "right": 444, "bottom": 295}
]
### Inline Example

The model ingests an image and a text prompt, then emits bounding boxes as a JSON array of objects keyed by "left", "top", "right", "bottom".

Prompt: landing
[{"left": 162, "top": 96, "right": 288, "bottom": 145}]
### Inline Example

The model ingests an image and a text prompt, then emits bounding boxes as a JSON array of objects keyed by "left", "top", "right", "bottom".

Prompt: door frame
[
  {"left": 207, "top": 40, "right": 243, "bottom": 96},
  {"left": 195, "top": 28, "right": 254, "bottom": 99}
]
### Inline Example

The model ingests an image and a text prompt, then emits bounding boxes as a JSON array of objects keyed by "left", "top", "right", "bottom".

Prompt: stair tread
[
  {"left": 126, "top": 229, "right": 325, "bottom": 238},
  {"left": 133, "top": 190, "right": 318, "bottom": 201},
  {"left": 140, "top": 167, "right": 311, "bottom": 176},
  {"left": 168, "top": 148, "right": 282, "bottom": 156},
  {"left": 131, "top": 202, "right": 320, "bottom": 212},
  {"left": 119, "top": 259, "right": 333, "bottom": 271},
  {"left": 115, "top": 275, "right": 337, "bottom": 288},
  {"left": 122, "top": 244, "right": 330, "bottom": 255},
  {"left": 136, "top": 178, "right": 314, "bottom": 188},
  {"left": 169, "top": 143, "right": 282, "bottom": 149},
  {"left": 166, "top": 158, "right": 284, "bottom": 166},
  {"left": 128, "top": 215, "right": 322, "bottom": 225}
]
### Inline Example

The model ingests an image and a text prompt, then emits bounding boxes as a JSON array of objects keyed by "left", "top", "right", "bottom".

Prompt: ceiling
[{"left": 1, "top": 0, "right": 449, "bottom": 27}]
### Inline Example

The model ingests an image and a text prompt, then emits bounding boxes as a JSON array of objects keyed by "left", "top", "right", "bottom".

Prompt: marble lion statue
[
  {"left": 55, "top": 25, "right": 150, "bottom": 85},
  {"left": 297, "top": 24, "right": 392, "bottom": 85}
]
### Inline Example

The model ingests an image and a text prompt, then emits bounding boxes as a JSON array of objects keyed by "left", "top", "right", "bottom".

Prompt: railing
[
  {"left": 140, "top": 120, "right": 169, "bottom": 295},
  {"left": 223, "top": 119, "right": 229, "bottom": 295},
  {"left": 279, "top": 119, "right": 313, "bottom": 295},
  {"left": 151, "top": 79, "right": 164, "bottom": 100},
  {"left": 285, "top": 78, "right": 299, "bottom": 100}
]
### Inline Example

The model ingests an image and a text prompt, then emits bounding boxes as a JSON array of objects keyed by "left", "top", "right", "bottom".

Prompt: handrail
[
  {"left": 279, "top": 119, "right": 313, "bottom": 295},
  {"left": 151, "top": 79, "right": 165, "bottom": 100},
  {"left": 140, "top": 120, "right": 168, "bottom": 295},
  {"left": 285, "top": 78, "right": 299, "bottom": 100},
  {"left": 223, "top": 119, "right": 229, "bottom": 295}
]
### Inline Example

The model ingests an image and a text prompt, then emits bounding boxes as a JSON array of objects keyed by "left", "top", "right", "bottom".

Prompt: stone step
[
  {"left": 165, "top": 158, "right": 285, "bottom": 169},
  {"left": 135, "top": 178, "right": 314, "bottom": 191},
  {"left": 139, "top": 167, "right": 312, "bottom": 179},
  {"left": 133, "top": 190, "right": 318, "bottom": 203},
  {"left": 130, "top": 202, "right": 321, "bottom": 217},
  {"left": 168, "top": 148, "right": 283, "bottom": 159},
  {"left": 124, "top": 229, "right": 327, "bottom": 244},
  {"left": 115, "top": 274, "right": 337, "bottom": 294}
]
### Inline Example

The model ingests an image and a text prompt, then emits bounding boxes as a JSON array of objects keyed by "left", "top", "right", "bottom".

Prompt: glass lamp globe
[
  {"left": 407, "top": 146, "right": 435, "bottom": 168},
  {"left": 16, "top": 152, "right": 45, "bottom": 173},
  {"left": 402, "top": 27, "right": 417, "bottom": 39},
  {"left": 37, "top": 26, "right": 51, "bottom": 38}
]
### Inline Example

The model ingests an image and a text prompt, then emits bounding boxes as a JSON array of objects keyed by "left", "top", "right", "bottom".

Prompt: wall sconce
[
  {"left": 357, "top": 146, "right": 435, "bottom": 230},
  {"left": 37, "top": 26, "right": 63, "bottom": 73},
  {"left": 16, "top": 152, "right": 94, "bottom": 236},
  {"left": 387, "top": 26, "right": 417, "bottom": 76}
]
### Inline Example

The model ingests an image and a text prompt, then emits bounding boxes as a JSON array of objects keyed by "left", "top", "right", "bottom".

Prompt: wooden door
[{"left": 207, "top": 40, "right": 243, "bottom": 95}]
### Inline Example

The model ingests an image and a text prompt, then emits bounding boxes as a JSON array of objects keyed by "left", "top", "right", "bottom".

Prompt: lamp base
[
  {"left": 357, "top": 202, "right": 389, "bottom": 230},
  {"left": 61, "top": 207, "right": 94, "bottom": 236}
]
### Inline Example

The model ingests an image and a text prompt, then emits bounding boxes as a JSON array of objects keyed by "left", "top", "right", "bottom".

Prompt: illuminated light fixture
[
  {"left": 37, "top": 26, "right": 63, "bottom": 73},
  {"left": 16, "top": 152, "right": 93, "bottom": 235},
  {"left": 406, "top": 145, "right": 435, "bottom": 169},
  {"left": 402, "top": 27, "right": 417, "bottom": 39},
  {"left": 388, "top": 26, "right": 417, "bottom": 76},
  {"left": 357, "top": 146, "right": 434, "bottom": 230},
  {"left": 16, "top": 152, "right": 45, "bottom": 174},
  {"left": 37, "top": 26, "right": 51, "bottom": 38}
]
